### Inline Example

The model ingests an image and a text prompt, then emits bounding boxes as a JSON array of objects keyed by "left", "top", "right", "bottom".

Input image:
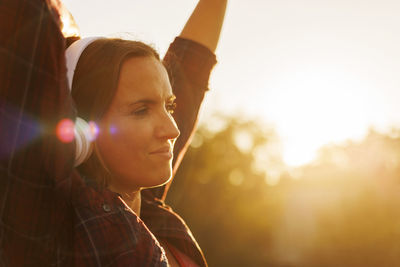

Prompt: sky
[{"left": 63, "top": 0, "right": 400, "bottom": 166}]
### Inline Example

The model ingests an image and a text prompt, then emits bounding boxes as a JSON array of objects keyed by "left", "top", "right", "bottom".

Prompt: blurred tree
[
  {"left": 167, "top": 115, "right": 400, "bottom": 267},
  {"left": 167, "top": 115, "right": 285, "bottom": 266},
  {"left": 272, "top": 129, "right": 400, "bottom": 267}
]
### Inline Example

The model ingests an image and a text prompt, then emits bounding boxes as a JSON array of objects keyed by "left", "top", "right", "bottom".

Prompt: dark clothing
[{"left": 0, "top": 0, "right": 216, "bottom": 266}]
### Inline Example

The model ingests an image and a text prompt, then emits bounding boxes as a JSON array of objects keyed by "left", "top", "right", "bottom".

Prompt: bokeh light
[{"left": 56, "top": 118, "right": 75, "bottom": 143}]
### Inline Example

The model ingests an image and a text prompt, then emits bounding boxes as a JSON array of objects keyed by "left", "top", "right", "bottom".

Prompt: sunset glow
[
  {"left": 57, "top": 2, "right": 400, "bottom": 265},
  {"left": 63, "top": 0, "right": 400, "bottom": 168}
]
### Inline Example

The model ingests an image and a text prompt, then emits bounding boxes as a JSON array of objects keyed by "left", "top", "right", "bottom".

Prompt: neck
[
  {"left": 109, "top": 185, "right": 142, "bottom": 216},
  {"left": 123, "top": 190, "right": 142, "bottom": 217}
]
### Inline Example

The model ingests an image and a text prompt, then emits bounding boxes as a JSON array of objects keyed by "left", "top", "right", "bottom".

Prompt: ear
[{"left": 65, "top": 37, "right": 104, "bottom": 166}]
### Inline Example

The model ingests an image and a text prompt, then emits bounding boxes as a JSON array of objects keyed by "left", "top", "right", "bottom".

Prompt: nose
[{"left": 156, "top": 110, "right": 180, "bottom": 140}]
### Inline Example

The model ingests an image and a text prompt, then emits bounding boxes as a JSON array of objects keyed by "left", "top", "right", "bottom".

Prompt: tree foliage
[{"left": 167, "top": 116, "right": 400, "bottom": 267}]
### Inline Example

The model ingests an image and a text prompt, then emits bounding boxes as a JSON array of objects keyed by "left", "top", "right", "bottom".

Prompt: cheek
[
  {"left": 97, "top": 118, "right": 153, "bottom": 176},
  {"left": 95, "top": 118, "right": 172, "bottom": 189},
  {"left": 98, "top": 119, "right": 151, "bottom": 160}
]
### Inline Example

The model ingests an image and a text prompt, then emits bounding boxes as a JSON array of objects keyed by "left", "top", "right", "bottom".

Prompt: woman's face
[{"left": 96, "top": 56, "right": 180, "bottom": 192}]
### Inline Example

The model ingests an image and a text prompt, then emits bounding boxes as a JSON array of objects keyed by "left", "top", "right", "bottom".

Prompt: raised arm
[
  {"left": 0, "top": 0, "right": 76, "bottom": 265},
  {"left": 170, "top": 0, "right": 227, "bottom": 174},
  {"left": 144, "top": 0, "right": 227, "bottom": 200},
  {"left": 180, "top": 0, "right": 227, "bottom": 52}
]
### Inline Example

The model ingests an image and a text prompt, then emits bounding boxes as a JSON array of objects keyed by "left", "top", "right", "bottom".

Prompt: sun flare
[{"left": 262, "top": 67, "right": 374, "bottom": 167}]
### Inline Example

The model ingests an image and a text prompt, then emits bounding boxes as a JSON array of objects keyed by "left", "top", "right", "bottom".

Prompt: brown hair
[{"left": 71, "top": 38, "right": 161, "bottom": 187}]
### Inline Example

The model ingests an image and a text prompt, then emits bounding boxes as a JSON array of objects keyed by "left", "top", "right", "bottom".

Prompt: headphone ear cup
[{"left": 74, "top": 117, "right": 94, "bottom": 166}]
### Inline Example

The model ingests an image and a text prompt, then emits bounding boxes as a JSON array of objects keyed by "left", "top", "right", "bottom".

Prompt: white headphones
[{"left": 65, "top": 37, "right": 103, "bottom": 166}]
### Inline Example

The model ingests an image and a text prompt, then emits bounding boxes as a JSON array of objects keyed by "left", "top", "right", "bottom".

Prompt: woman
[{"left": 0, "top": 0, "right": 227, "bottom": 266}]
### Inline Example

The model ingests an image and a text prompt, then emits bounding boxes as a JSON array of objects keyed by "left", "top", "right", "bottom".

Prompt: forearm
[
  {"left": 180, "top": 0, "right": 227, "bottom": 52},
  {"left": 0, "top": 0, "right": 75, "bottom": 173}
]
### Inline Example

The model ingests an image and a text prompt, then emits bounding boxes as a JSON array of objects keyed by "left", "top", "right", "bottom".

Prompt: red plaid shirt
[{"left": 0, "top": 0, "right": 216, "bottom": 266}]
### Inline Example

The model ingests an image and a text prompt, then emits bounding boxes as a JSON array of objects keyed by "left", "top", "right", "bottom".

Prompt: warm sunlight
[
  {"left": 6, "top": 1, "right": 400, "bottom": 266},
  {"left": 64, "top": 0, "right": 400, "bottom": 168},
  {"left": 266, "top": 67, "right": 372, "bottom": 167},
  {"left": 59, "top": 0, "right": 80, "bottom": 37}
]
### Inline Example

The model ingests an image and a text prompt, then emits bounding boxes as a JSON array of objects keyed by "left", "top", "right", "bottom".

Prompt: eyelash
[
  {"left": 131, "top": 102, "right": 176, "bottom": 116},
  {"left": 166, "top": 102, "right": 177, "bottom": 114},
  {"left": 133, "top": 108, "right": 148, "bottom": 116}
]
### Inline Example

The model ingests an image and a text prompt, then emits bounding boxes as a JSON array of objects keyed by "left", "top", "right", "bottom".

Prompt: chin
[{"left": 145, "top": 167, "right": 172, "bottom": 189}]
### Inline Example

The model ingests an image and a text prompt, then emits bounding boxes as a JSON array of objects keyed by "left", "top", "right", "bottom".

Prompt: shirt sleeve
[
  {"left": 144, "top": 37, "right": 217, "bottom": 200},
  {"left": 0, "top": 0, "right": 75, "bottom": 265}
]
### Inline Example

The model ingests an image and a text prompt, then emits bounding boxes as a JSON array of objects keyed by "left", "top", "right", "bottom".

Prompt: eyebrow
[{"left": 125, "top": 94, "right": 176, "bottom": 108}]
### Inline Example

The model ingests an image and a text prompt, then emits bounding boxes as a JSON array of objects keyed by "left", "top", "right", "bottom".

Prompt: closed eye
[{"left": 131, "top": 106, "right": 148, "bottom": 116}]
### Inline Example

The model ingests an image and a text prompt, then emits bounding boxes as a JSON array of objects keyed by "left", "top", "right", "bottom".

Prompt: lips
[
  {"left": 149, "top": 146, "right": 173, "bottom": 159},
  {"left": 150, "top": 146, "right": 171, "bottom": 154}
]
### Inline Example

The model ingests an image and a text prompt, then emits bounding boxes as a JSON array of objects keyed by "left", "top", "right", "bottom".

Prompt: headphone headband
[
  {"left": 65, "top": 36, "right": 103, "bottom": 90},
  {"left": 65, "top": 37, "right": 103, "bottom": 166}
]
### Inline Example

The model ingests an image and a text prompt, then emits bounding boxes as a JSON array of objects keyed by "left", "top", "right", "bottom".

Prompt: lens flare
[
  {"left": 0, "top": 105, "right": 41, "bottom": 159},
  {"left": 56, "top": 119, "right": 75, "bottom": 143},
  {"left": 88, "top": 121, "right": 99, "bottom": 141},
  {"left": 109, "top": 125, "right": 117, "bottom": 135}
]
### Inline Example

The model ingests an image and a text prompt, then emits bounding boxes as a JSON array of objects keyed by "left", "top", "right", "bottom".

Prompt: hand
[{"left": 55, "top": 0, "right": 80, "bottom": 38}]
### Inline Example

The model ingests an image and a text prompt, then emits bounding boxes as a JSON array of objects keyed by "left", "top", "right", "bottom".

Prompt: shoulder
[{"left": 71, "top": 182, "right": 167, "bottom": 266}]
